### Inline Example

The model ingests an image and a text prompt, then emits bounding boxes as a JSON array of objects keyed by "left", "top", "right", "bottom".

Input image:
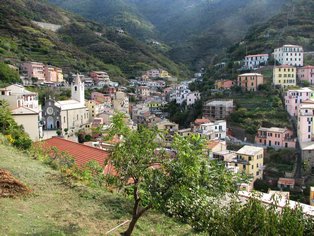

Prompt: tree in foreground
[
  {"left": 104, "top": 113, "right": 238, "bottom": 235},
  {"left": 0, "top": 100, "right": 32, "bottom": 149}
]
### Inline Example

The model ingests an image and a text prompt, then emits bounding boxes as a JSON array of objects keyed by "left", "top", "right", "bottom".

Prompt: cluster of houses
[
  {"left": 0, "top": 74, "right": 129, "bottom": 140},
  {"left": 19, "top": 61, "right": 119, "bottom": 88},
  {"left": 216, "top": 44, "right": 313, "bottom": 91},
  {"left": 3, "top": 44, "right": 314, "bottom": 208}
]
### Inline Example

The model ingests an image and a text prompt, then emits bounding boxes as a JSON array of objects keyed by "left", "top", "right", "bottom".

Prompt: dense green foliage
[
  {"left": 0, "top": 62, "right": 21, "bottom": 86},
  {"left": 165, "top": 100, "right": 203, "bottom": 128},
  {"left": 49, "top": 0, "right": 286, "bottom": 68},
  {"left": 200, "top": 196, "right": 314, "bottom": 235},
  {"left": 0, "top": 101, "right": 32, "bottom": 149},
  {"left": 105, "top": 113, "right": 238, "bottom": 235},
  {"left": 0, "top": 0, "right": 186, "bottom": 79},
  {"left": 228, "top": 0, "right": 314, "bottom": 62}
]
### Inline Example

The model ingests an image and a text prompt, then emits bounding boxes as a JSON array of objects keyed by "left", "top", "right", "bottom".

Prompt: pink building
[
  {"left": 255, "top": 127, "right": 295, "bottom": 148},
  {"left": 215, "top": 80, "right": 234, "bottom": 90},
  {"left": 244, "top": 54, "right": 269, "bottom": 70},
  {"left": 22, "top": 62, "right": 45, "bottom": 82},
  {"left": 91, "top": 92, "right": 112, "bottom": 105},
  {"left": 237, "top": 73, "right": 264, "bottom": 92},
  {"left": 297, "top": 101, "right": 314, "bottom": 143},
  {"left": 44, "top": 66, "right": 63, "bottom": 83},
  {"left": 90, "top": 71, "right": 110, "bottom": 82},
  {"left": 136, "top": 86, "right": 150, "bottom": 98},
  {"left": 285, "top": 88, "right": 313, "bottom": 117},
  {"left": 105, "top": 86, "right": 117, "bottom": 97},
  {"left": 297, "top": 66, "right": 314, "bottom": 84}
]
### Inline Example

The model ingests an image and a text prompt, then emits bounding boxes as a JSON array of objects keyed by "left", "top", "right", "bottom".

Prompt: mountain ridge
[
  {"left": 48, "top": 0, "right": 287, "bottom": 68},
  {"left": 0, "top": 0, "right": 186, "bottom": 80}
]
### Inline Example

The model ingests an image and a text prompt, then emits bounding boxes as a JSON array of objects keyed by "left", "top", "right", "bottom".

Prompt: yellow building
[
  {"left": 310, "top": 187, "right": 314, "bottom": 206},
  {"left": 273, "top": 65, "right": 296, "bottom": 88},
  {"left": 159, "top": 69, "right": 170, "bottom": 78},
  {"left": 230, "top": 145, "right": 264, "bottom": 180}
]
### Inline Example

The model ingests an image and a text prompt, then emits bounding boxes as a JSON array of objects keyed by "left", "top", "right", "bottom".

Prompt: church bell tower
[{"left": 71, "top": 74, "right": 85, "bottom": 105}]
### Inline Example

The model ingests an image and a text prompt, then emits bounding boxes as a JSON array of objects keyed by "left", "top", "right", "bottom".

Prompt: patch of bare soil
[{"left": 0, "top": 169, "right": 30, "bottom": 198}]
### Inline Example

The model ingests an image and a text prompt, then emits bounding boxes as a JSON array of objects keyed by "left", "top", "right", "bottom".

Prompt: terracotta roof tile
[
  {"left": 194, "top": 118, "right": 210, "bottom": 125},
  {"left": 41, "top": 137, "right": 110, "bottom": 167},
  {"left": 278, "top": 178, "right": 295, "bottom": 186}
]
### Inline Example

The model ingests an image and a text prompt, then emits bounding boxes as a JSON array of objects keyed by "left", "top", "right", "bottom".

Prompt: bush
[{"left": 0, "top": 100, "right": 32, "bottom": 150}]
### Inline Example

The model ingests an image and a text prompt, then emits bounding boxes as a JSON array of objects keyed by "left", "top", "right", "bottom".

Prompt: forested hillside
[
  {"left": 48, "top": 0, "right": 286, "bottom": 68},
  {"left": 0, "top": 0, "right": 185, "bottom": 79},
  {"left": 227, "top": 0, "right": 314, "bottom": 62}
]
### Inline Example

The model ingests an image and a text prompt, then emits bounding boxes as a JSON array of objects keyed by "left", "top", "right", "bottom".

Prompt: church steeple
[{"left": 71, "top": 74, "right": 85, "bottom": 105}]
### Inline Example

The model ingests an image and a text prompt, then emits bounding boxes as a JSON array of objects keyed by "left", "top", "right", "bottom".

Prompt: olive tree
[{"left": 105, "top": 113, "right": 238, "bottom": 235}]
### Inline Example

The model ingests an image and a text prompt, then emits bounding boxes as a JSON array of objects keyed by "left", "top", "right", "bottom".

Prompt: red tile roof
[
  {"left": 194, "top": 118, "right": 210, "bottom": 125},
  {"left": 300, "top": 65, "right": 314, "bottom": 69},
  {"left": 278, "top": 178, "right": 295, "bottom": 186},
  {"left": 41, "top": 137, "right": 110, "bottom": 167},
  {"left": 245, "top": 54, "right": 268, "bottom": 57}
]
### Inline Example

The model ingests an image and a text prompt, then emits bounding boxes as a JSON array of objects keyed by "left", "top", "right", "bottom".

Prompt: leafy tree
[
  {"left": 0, "top": 100, "right": 32, "bottom": 149},
  {"left": 0, "top": 62, "right": 21, "bottom": 85},
  {"left": 105, "top": 113, "right": 238, "bottom": 235},
  {"left": 209, "top": 196, "right": 314, "bottom": 235}
]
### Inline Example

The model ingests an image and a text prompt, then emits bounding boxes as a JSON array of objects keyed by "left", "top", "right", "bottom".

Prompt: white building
[
  {"left": 42, "top": 75, "right": 89, "bottom": 135},
  {"left": 196, "top": 120, "right": 227, "bottom": 140},
  {"left": 113, "top": 91, "right": 129, "bottom": 115},
  {"left": 244, "top": 54, "right": 269, "bottom": 70},
  {"left": 285, "top": 88, "right": 314, "bottom": 117},
  {"left": 273, "top": 44, "right": 304, "bottom": 67},
  {"left": 186, "top": 92, "right": 201, "bottom": 106},
  {"left": 0, "top": 84, "right": 41, "bottom": 141},
  {"left": 297, "top": 102, "right": 314, "bottom": 143},
  {"left": 0, "top": 84, "right": 39, "bottom": 111}
]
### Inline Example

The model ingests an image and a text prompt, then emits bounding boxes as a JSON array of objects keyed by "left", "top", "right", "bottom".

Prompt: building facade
[
  {"left": 22, "top": 62, "right": 45, "bottom": 82},
  {"left": 273, "top": 65, "right": 296, "bottom": 88},
  {"left": 297, "top": 102, "right": 314, "bottom": 143},
  {"left": 297, "top": 66, "right": 314, "bottom": 85},
  {"left": 285, "top": 88, "right": 314, "bottom": 117},
  {"left": 237, "top": 73, "right": 264, "bottom": 92},
  {"left": 215, "top": 80, "right": 234, "bottom": 90},
  {"left": 255, "top": 127, "right": 295, "bottom": 148},
  {"left": 231, "top": 146, "right": 264, "bottom": 180},
  {"left": 195, "top": 120, "right": 227, "bottom": 140},
  {"left": 41, "top": 75, "right": 89, "bottom": 135},
  {"left": 273, "top": 44, "right": 304, "bottom": 67},
  {"left": 203, "top": 100, "right": 234, "bottom": 120},
  {"left": 244, "top": 54, "right": 269, "bottom": 70}
]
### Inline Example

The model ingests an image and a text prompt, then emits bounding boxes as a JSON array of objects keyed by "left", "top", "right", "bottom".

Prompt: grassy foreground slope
[{"left": 0, "top": 144, "right": 198, "bottom": 235}]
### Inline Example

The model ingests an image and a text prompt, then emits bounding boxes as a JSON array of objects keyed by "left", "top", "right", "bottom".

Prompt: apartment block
[
  {"left": 230, "top": 145, "right": 264, "bottom": 180},
  {"left": 203, "top": 100, "right": 234, "bottom": 120},
  {"left": 244, "top": 54, "right": 269, "bottom": 70},
  {"left": 255, "top": 127, "right": 295, "bottom": 148},
  {"left": 297, "top": 66, "right": 314, "bottom": 85},
  {"left": 22, "top": 62, "right": 45, "bottom": 82},
  {"left": 237, "top": 73, "right": 264, "bottom": 92},
  {"left": 273, "top": 44, "right": 304, "bottom": 67},
  {"left": 297, "top": 102, "right": 314, "bottom": 143},
  {"left": 273, "top": 65, "right": 296, "bottom": 88},
  {"left": 285, "top": 88, "right": 313, "bottom": 116},
  {"left": 195, "top": 120, "right": 227, "bottom": 140},
  {"left": 215, "top": 79, "right": 234, "bottom": 90}
]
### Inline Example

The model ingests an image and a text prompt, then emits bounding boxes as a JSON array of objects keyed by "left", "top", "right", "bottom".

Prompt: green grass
[{"left": 0, "top": 143, "right": 200, "bottom": 235}]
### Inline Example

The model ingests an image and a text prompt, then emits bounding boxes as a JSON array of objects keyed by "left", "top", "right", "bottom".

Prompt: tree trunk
[
  {"left": 121, "top": 184, "right": 151, "bottom": 236},
  {"left": 121, "top": 215, "right": 140, "bottom": 236}
]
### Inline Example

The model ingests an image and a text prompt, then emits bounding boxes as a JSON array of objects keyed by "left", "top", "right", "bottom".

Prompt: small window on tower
[{"left": 75, "top": 86, "right": 77, "bottom": 91}]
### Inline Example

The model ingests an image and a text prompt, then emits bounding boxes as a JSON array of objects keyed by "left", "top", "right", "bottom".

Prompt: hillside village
[
  {"left": 1, "top": 43, "right": 314, "bottom": 203},
  {"left": 1, "top": 0, "right": 314, "bottom": 235}
]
